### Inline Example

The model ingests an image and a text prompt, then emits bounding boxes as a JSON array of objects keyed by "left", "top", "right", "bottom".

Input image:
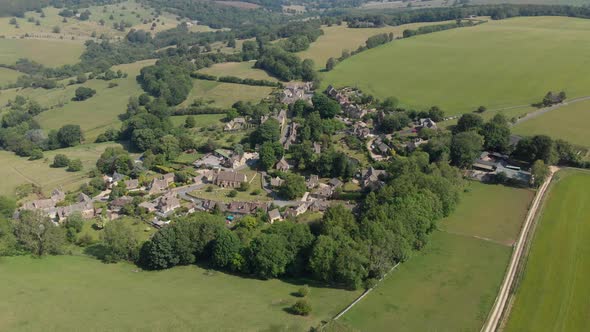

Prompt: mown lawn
[
  {"left": 0, "top": 255, "right": 361, "bottom": 332},
  {"left": 338, "top": 181, "right": 534, "bottom": 331},
  {"left": 323, "top": 17, "right": 590, "bottom": 115},
  {"left": 513, "top": 99, "right": 590, "bottom": 147},
  {"left": 505, "top": 170, "right": 590, "bottom": 331},
  {"left": 0, "top": 142, "right": 125, "bottom": 197}
]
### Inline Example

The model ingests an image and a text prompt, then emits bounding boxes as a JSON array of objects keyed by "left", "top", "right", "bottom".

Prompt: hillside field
[
  {"left": 0, "top": 67, "right": 21, "bottom": 86},
  {"left": 338, "top": 181, "right": 533, "bottom": 331},
  {"left": 0, "top": 255, "right": 360, "bottom": 332},
  {"left": 0, "top": 38, "right": 84, "bottom": 67},
  {"left": 198, "top": 61, "right": 277, "bottom": 81},
  {"left": 322, "top": 17, "right": 590, "bottom": 115},
  {"left": 297, "top": 21, "right": 452, "bottom": 68},
  {"left": 182, "top": 79, "right": 275, "bottom": 108},
  {"left": 0, "top": 142, "right": 125, "bottom": 197},
  {"left": 505, "top": 170, "right": 590, "bottom": 331},
  {"left": 513, "top": 99, "right": 590, "bottom": 147}
]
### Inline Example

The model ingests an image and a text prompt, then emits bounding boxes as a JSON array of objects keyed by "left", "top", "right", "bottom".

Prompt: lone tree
[
  {"left": 74, "top": 87, "right": 96, "bottom": 101},
  {"left": 52, "top": 154, "right": 70, "bottom": 168},
  {"left": 290, "top": 299, "right": 312, "bottom": 316},
  {"left": 325, "top": 57, "right": 336, "bottom": 71}
]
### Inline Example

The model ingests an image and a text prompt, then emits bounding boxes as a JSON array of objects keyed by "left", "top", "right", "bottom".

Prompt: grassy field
[
  {"left": 505, "top": 170, "right": 590, "bottom": 331},
  {"left": 0, "top": 142, "right": 125, "bottom": 197},
  {"left": 322, "top": 17, "right": 590, "bottom": 115},
  {"left": 297, "top": 21, "right": 452, "bottom": 68},
  {"left": 0, "top": 67, "right": 21, "bottom": 86},
  {"left": 198, "top": 61, "right": 278, "bottom": 81},
  {"left": 34, "top": 59, "right": 155, "bottom": 142},
  {"left": 189, "top": 170, "right": 271, "bottom": 203},
  {"left": 513, "top": 99, "right": 590, "bottom": 147},
  {"left": 170, "top": 114, "right": 225, "bottom": 128},
  {"left": 182, "top": 79, "right": 274, "bottom": 108},
  {"left": 338, "top": 181, "right": 534, "bottom": 331},
  {"left": 0, "top": 255, "right": 360, "bottom": 331},
  {"left": 0, "top": 38, "right": 84, "bottom": 66}
]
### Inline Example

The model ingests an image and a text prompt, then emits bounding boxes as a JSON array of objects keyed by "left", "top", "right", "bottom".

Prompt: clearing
[
  {"left": 322, "top": 16, "right": 590, "bottom": 115},
  {"left": 513, "top": 99, "right": 590, "bottom": 147},
  {"left": 0, "top": 255, "right": 360, "bottom": 331},
  {"left": 198, "top": 61, "right": 278, "bottom": 81},
  {"left": 0, "top": 142, "right": 125, "bottom": 197},
  {"left": 338, "top": 181, "right": 533, "bottom": 331},
  {"left": 182, "top": 79, "right": 275, "bottom": 109},
  {"left": 504, "top": 170, "right": 590, "bottom": 331}
]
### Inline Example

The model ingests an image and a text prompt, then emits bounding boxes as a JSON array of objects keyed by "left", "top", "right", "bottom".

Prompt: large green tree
[
  {"left": 13, "top": 210, "right": 65, "bottom": 256},
  {"left": 450, "top": 131, "right": 484, "bottom": 168}
]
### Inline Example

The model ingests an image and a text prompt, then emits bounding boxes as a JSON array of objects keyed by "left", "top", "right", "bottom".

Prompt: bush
[
  {"left": 67, "top": 158, "right": 83, "bottom": 172},
  {"left": 29, "top": 149, "right": 43, "bottom": 160},
  {"left": 296, "top": 285, "right": 310, "bottom": 297},
  {"left": 74, "top": 87, "right": 96, "bottom": 101},
  {"left": 52, "top": 154, "right": 70, "bottom": 168},
  {"left": 290, "top": 299, "right": 312, "bottom": 316},
  {"left": 238, "top": 182, "right": 249, "bottom": 192},
  {"left": 228, "top": 190, "right": 238, "bottom": 198}
]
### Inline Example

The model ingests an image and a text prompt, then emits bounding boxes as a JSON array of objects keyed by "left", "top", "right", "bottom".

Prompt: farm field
[
  {"left": 0, "top": 255, "right": 360, "bottom": 332},
  {"left": 182, "top": 79, "right": 275, "bottom": 108},
  {"left": 505, "top": 170, "right": 590, "bottom": 331},
  {"left": 0, "top": 67, "right": 21, "bottom": 86},
  {"left": 513, "top": 99, "right": 590, "bottom": 147},
  {"left": 170, "top": 114, "right": 225, "bottom": 128},
  {"left": 35, "top": 59, "right": 156, "bottom": 142},
  {"left": 198, "top": 61, "right": 278, "bottom": 81},
  {"left": 338, "top": 181, "right": 534, "bottom": 331},
  {"left": 0, "top": 142, "right": 125, "bottom": 197},
  {"left": 297, "top": 21, "right": 452, "bottom": 68},
  {"left": 0, "top": 38, "right": 84, "bottom": 66},
  {"left": 322, "top": 17, "right": 590, "bottom": 115}
]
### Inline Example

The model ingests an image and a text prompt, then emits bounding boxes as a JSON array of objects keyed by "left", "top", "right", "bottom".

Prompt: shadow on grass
[{"left": 83, "top": 243, "right": 109, "bottom": 260}]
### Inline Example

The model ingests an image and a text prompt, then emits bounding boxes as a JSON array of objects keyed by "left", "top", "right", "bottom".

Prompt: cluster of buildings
[
  {"left": 326, "top": 85, "right": 377, "bottom": 119},
  {"left": 471, "top": 151, "right": 531, "bottom": 183},
  {"left": 280, "top": 82, "right": 313, "bottom": 104},
  {"left": 18, "top": 189, "right": 94, "bottom": 222},
  {"left": 194, "top": 149, "right": 258, "bottom": 170}
]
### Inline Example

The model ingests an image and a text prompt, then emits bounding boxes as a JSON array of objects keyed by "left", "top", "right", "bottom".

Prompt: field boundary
[{"left": 481, "top": 166, "right": 558, "bottom": 332}]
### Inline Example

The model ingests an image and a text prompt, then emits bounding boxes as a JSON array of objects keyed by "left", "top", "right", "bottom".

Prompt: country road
[{"left": 481, "top": 166, "right": 559, "bottom": 332}]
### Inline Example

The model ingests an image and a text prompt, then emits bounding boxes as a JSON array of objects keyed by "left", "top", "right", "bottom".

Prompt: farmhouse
[
  {"left": 275, "top": 157, "right": 290, "bottom": 172},
  {"left": 149, "top": 178, "right": 169, "bottom": 195},
  {"left": 418, "top": 118, "right": 437, "bottom": 130},
  {"left": 268, "top": 209, "right": 283, "bottom": 223},
  {"left": 311, "top": 183, "right": 333, "bottom": 200},
  {"left": 270, "top": 176, "right": 284, "bottom": 187},
  {"left": 224, "top": 117, "right": 248, "bottom": 131},
  {"left": 361, "top": 167, "right": 387, "bottom": 190},
  {"left": 124, "top": 179, "right": 140, "bottom": 191},
  {"left": 157, "top": 192, "right": 181, "bottom": 215},
  {"left": 215, "top": 171, "right": 248, "bottom": 188},
  {"left": 306, "top": 175, "right": 319, "bottom": 189},
  {"left": 281, "top": 82, "right": 313, "bottom": 104}
]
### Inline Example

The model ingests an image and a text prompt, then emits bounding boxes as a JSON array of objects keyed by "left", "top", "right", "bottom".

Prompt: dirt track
[{"left": 481, "top": 166, "right": 559, "bottom": 332}]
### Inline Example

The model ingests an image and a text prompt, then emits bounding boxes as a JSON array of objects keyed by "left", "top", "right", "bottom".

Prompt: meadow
[
  {"left": 198, "top": 61, "right": 278, "bottom": 81},
  {"left": 322, "top": 17, "right": 590, "bottom": 115},
  {"left": 505, "top": 170, "right": 590, "bottom": 331},
  {"left": 513, "top": 99, "right": 590, "bottom": 147},
  {"left": 297, "top": 21, "right": 452, "bottom": 68},
  {"left": 0, "top": 66, "right": 21, "bottom": 86},
  {"left": 182, "top": 79, "right": 275, "bottom": 108},
  {"left": 34, "top": 59, "right": 156, "bottom": 142},
  {"left": 338, "top": 181, "right": 533, "bottom": 331},
  {"left": 0, "top": 38, "right": 84, "bottom": 67},
  {"left": 0, "top": 142, "right": 125, "bottom": 197},
  {"left": 0, "top": 255, "right": 360, "bottom": 331}
]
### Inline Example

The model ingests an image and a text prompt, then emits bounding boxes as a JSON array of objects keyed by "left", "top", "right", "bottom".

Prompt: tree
[
  {"left": 296, "top": 285, "right": 310, "bottom": 297},
  {"left": 259, "top": 141, "right": 283, "bottom": 171},
  {"left": 212, "top": 229, "right": 242, "bottom": 271},
  {"left": 325, "top": 57, "right": 336, "bottom": 71},
  {"left": 0, "top": 196, "right": 16, "bottom": 218},
  {"left": 96, "top": 147, "right": 134, "bottom": 175},
  {"left": 102, "top": 219, "right": 139, "bottom": 263},
  {"left": 531, "top": 159, "right": 549, "bottom": 187},
  {"left": 450, "top": 131, "right": 483, "bottom": 168},
  {"left": 301, "top": 59, "right": 316, "bottom": 82},
  {"left": 185, "top": 115, "right": 196, "bottom": 128},
  {"left": 155, "top": 135, "right": 181, "bottom": 160},
  {"left": 57, "top": 124, "right": 83, "bottom": 147},
  {"left": 76, "top": 73, "right": 87, "bottom": 84},
  {"left": 512, "top": 135, "right": 557, "bottom": 165},
  {"left": 52, "top": 25, "right": 60, "bottom": 33},
  {"left": 279, "top": 173, "right": 307, "bottom": 200},
  {"left": 427, "top": 106, "right": 445, "bottom": 122},
  {"left": 13, "top": 210, "right": 65, "bottom": 256},
  {"left": 52, "top": 154, "right": 70, "bottom": 168},
  {"left": 247, "top": 233, "right": 290, "bottom": 279},
  {"left": 481, "top": 114, "right": 510, "bottom": 153},
  {"left": 290, "top": 299, "right": 312, "bottom": 316},
  {"left": 455, "top": 113, "right": 483, "bottom": 133},
  {"left": 251, "top": 118, "right": 281, "bottom": 145},
  {"left": 74, "top": 87, "right": 96, "bottom": 101},
  {"left": 29, "top": 149, "right": 43, "bottom": 160},
  {"left": 312, "top": 93, "right": 340, "bottom": 119},
  {"left": 0, "top": 218, "right": 18, "bottom": 256},
  {"left": 67, "top": 158, "right": 83, "bottom": 172}
]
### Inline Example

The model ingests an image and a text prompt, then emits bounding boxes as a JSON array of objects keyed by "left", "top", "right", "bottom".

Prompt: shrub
[
  {"left": 29, "top": 149, "right": 43, "bottom": 160},
  {"left": 290, "top": 299, "right": 312, "bottom": 316},
  {"left": 52, "top": 154, "right": 70, "bottom": 168},
  {"left": 228, "top": 190, "right": 238, "bottom": 198},
  {"left": 296, "top": 285, "right": 310, "bottom": 297},
  {"left": 67, "top": 158, "right": 83, "bottom": 172},
  {"left": 74, "top": 87, "right": 96, "bottom": 101}
]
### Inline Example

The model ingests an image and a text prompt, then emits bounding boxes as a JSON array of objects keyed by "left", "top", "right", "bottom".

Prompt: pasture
[
  {"left": 0, "top": 38, "right": 84, "bottom": 66},
  {"left": 513, "top": 99, "right": 590, "bottom": 147},
  {"left": 505, "top": 170, "right": 590, "bottom": 331},
  {"left": 0, "top": 67, "right": 21, "bottom": 86},
  {"left": 338, "top": 181, "right": 533, "bottom": 331},
  {"left": 297, "top": 21, "right": 452, "bottom": 68},
  {"left": 35, "top": 59, "right": 156, "bottom": 142},
  {"left": 183, "top": 79, "right": 274, "bottom": 108},
  {"left": 198, "top": 61, "right": 278, "bottom": 81},
  {"left": 322, "top": 17, "right": 590, "bottom": 115},
  {"left": 0, "top": 142, "right": 125, "bottom": 197},
  {"left": 0, "top": 255, "right": 360, "bottom": 331}
]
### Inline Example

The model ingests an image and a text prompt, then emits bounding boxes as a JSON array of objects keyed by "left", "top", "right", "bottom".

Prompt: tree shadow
[{"left": 83, "top": 243, "right": 108, "bottom": 260}]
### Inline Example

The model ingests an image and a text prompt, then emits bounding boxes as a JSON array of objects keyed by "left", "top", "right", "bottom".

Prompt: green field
[
  {"left": 198, "top": 61, "right": 277, "bottom": 81},
  {"left": 323, "top": 17, "right": 590, "bottom": 115},
  {"left": 0, "top": 142, "right": 125, "bottom": 197},
  {"left": 182, "top": 79, "right": 274, "bottom": 108},
  {"left": 339, "top": 181, "right": 533, "bottom": 331},
  {"left": 170, "top": 114, "right": 225, "bottom": 128},
  {"left": 513, "top": 99, "right": 590, "bottom": 147},
  {"left": 0, "top": 67, "right": 21, "bottom": 86},
  {"left": 297, "top": 21, "right": 452, "bottom": 68},
  {"left": 0, "top": 38, "right": 84, "bottom": 67},
  {"left": 505, "top": 170, "right": 590, "bottom": 331},
  {"left": 34, "top": 59, "right": 155, "bottom": 142},
  {"left": 0, "top": 255, "right": 360, "bottom": 331}
]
